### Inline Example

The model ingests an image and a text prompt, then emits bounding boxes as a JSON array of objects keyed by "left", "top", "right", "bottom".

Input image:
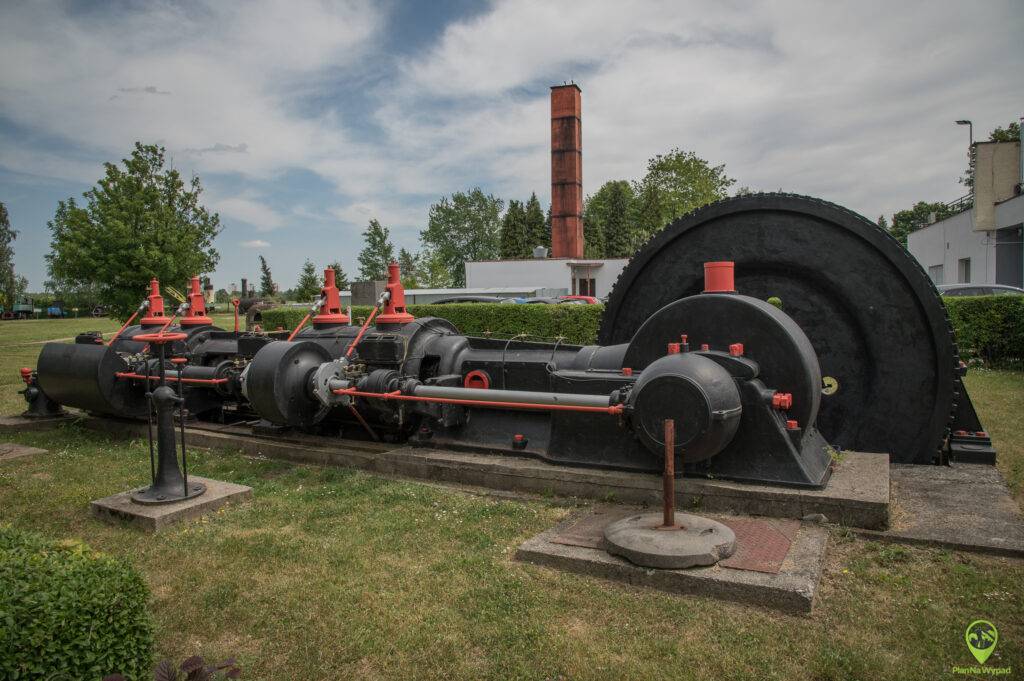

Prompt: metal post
[
  {"left": 662, "top": 419, "right": 675, "bottom": 528},
  {"left": 145, "top": 358, "right": 155, "bottom": 484},
  {"left": 177, "top": 361, "right": 188, "bottom": 497}
]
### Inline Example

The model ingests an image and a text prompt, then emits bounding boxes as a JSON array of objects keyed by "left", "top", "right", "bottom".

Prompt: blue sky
[{"left": 1, "top": 0, "right": 1021, "bottom": 291}]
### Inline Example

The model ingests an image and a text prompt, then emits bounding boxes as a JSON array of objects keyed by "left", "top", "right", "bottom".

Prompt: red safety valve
[
  {"left": 622, "top": 367, "right": 633, "bottom": 376},
  {"left": 667, "top": 342, "right": 681, "bottom": 355},
  {"left": 771, "top": 392, "right": 793, "bottom": 410},
  {"left": 729, "top": 343, "right": 744, "bottom": 357},
  {"left": 785, "top": 419, "right": 800, "bottom": 430}
]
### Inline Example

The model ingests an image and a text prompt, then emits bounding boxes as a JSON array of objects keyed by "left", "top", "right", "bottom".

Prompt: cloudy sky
[{"left": 1, "top": 0, "right": 1021, "bottom": 291}]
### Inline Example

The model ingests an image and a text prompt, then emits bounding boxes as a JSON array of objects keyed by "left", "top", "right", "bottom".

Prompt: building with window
[{"left": 908, "top": 134, "right": 1024, "bottom": 288}]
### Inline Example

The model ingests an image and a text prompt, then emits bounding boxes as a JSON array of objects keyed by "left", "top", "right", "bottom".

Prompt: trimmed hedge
[
  {"left": 262, "top": 295, "right": 1024, "bottom": 365},
  {"left": 262, "top": 303, "right": 606, "bottom": 346},
  {"left": 0, "top": 526, "right": 154, "bottom": 680},
  {"left": 944, "top": 295, "right": 1024, "bottom": 367}
]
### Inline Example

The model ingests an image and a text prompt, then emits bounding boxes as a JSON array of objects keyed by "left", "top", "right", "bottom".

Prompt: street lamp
[{"left": 956, "top": 119, "right": 973, "bottom": 146}]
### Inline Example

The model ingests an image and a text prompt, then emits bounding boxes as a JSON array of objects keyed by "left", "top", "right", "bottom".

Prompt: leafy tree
[
  {"left": 419, "top": 249, "right": 453, "bottom": 288},
  {"left": 214, "top": 288, "right": 231, "bottom": 303},
  {"left": 420, "top": 188, "right": 503, "bottom": 287},
  {"left": 294, "top": 259, "right": 321, "bottom": 301},
  {"left": 523, "top": 193, "right": 549, "bottom": 251},
  {"left": 888, "top": 202, "right": 953, "bottom": 247},
  {"left": 258, "top": 255, "right": 276, "bottom": 297},
  {"left": 630, "top": 148, "right": 734, "bottom": 241},
  {"left": 585, "top": 181, "right": 635, "bottom": 258},
  {"left": 326, "top": 261, "right": 349, "bottom": 289},
  {"left": 499, "top": 200, "right": 530, "bottom": 258},
  {"left": 961, "top": 120, "right": 1021, "bottom": 190},
  {"left": 877, "top": 215, "right": 888, "bottom": 231},
  {"left": 397, "top": 248, "right": 420, "bottom": 288},
  {"left": 44, "top": 143, "right": 220, "bottom": 320},
  {"left": 358, "top": 219, "right": 395, "bottom": 281},
  {"left": 0, "top": 202, "right": 28, "bottom": 309}
]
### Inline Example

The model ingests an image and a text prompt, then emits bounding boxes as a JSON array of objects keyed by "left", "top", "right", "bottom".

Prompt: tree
[
  {"left": 887, "top": 202, "right": 953, "bottom": 247},
  {"left": 214, "top": 288, "right": 231, "bottom": 303},
  {"left": 397, "top": 248, "right": 420, "bottom": 288},
  {"left": 877, "top": 215, "right": 888, "bottom": 231},
  {"left": 258, "top": 255, "right": 276, "bottom": 297},
  {"left": 44, "top": 143, "right": 220, "bottom": 320},
  {"left": 499, "top": 200, "right": 530, "bottom": 258},
  {"left": 326, "top": 261, "right": 349, "bottom": 289},
  {"left": 357, "top": 219, "right": 395, "bottom": 281},
  {"left": 294, "top": 259, "right": 321, "bottom": 301},
  {"left": 523, "top": 193, "right": 549, "bottom": 251},
  {"left": 0, "top": 202, "right": 28, "bottom": 310},
  {"left": 419, "top": 249, "right": 453, "bottom": 288},
  {"left": 960, "top": 120, "right": 1021, "bottom": 190},
  {"left": 631, "top": 148, "right": 734, "bottom": 241},
  {"left": 584, "top": 180, "right": 635, "bottom": 258},
  {"left": 420, "top": 188, "right": 503, "bottom": 287}
]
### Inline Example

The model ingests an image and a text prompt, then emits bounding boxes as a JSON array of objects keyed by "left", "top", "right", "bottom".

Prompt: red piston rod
[
  {"left": 332, "top": 387, "right": 625, "bottom": 415},
  {"left": 115, "top": 372, "right": 228, "bottom": 386}
]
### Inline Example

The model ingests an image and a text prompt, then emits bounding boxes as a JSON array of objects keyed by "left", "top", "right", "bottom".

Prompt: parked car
[
  {"left": 431, "top": 295, "right": 509, "bottom": 304},
  {"left": 559, "top": 295, "right": 600, "bottom": 304},
  {"left": 938, "top": 284, "right": 1024, "bottom": 297}
]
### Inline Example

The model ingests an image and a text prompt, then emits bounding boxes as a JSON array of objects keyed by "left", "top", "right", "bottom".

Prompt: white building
[
  {"left": 465, "top": 257, "right": 629, "bottom": 298},
  {"left": 908, "top": 137, "right": 1024, "bottom": 288}
]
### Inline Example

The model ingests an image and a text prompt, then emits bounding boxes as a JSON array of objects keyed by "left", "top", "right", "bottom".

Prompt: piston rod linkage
[{"left": 332, "top": 383, "right": 625, "bottom": 415}]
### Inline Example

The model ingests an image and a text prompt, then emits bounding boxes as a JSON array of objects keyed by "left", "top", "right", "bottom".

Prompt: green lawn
[{"left": 2, "top": 320, "right": 1022, "bottom": 679}]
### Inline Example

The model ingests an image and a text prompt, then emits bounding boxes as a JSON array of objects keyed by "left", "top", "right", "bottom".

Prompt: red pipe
[
  {"left": 287, "top": 311, "right": 313, "bottom": 342},
  {"left": 115, "top": 372, "right": 227, "bottom": 386},
  {"left": 108, "top": 308, "right": 141, "bottom": 345},
  {"left": 345, "top": 304, "right": 380, "bottom": 358},
  {"left": 332, "top": 387, "right": 625, "bottom": 415},
  {"left": 232, "top": 299, "right": 240, "bottom": 333}
]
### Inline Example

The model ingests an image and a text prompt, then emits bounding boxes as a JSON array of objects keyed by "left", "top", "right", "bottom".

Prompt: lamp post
[{"left": 955, "top": 119, "right": 973, "bottom": 146}]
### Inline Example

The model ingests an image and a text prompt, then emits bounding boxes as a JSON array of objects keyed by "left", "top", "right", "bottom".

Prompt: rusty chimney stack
[{"left": 550, "top": 83, "right": 583, "bottom": 258}]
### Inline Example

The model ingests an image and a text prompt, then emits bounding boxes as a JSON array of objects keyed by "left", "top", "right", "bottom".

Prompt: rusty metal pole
[{"left": 662, "top": 419, "right": 675, "bottom": 528}]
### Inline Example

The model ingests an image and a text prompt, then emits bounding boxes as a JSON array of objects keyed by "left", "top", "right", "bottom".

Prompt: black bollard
[{"left": 130, "top": 333, "right": 206, "bottom": 505}]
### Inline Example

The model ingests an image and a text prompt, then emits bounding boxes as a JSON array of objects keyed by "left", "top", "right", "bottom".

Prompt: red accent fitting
[
  {"left": 132, "top": 332, "right": 188, "bottom": 344},
  {"left": 139, "top": 279, "right": 167, "bottom": 326},
  {"left": 513, "top": 434, "right": 525, "bottom": 442},
  {"left": 729, "top": 343, "right": 744, "bottom": 357},
  {"left": 772, "top": 392, "right": 793, "bottom": 410},
  {"left": 954, "top": 429, "right": 968, "bottom": 436},
  {"left": 786, "top": 419, "right": 799, "bottom": 430},
  {"left": 231, "top": 298, "right": 241, "bottom": 333},
  {"left": 667, "top": 342, "right": 681, "bottom": 355},
  {"left": 700, "top": 343, "right": 710, "bottom": 351},
  {"left": 180, "top": 276, "right": 213, "bottom": 326},
  {"left": 975, "top": 431, "right": 988, "bottom": 437},
  {"left": 313, "top": 267, "right": 350, "bottom": 326},
  {"left": 171, "top": 357, "right": 188, "bottom": 365},
  {"left": 375, "top": 262, "right": 415, "bottom": 325},
  {"left": 703, "top": 261, "right": 736, "bottom": 294},
  {"left": 464, "top": 370, "right": 491, "bottom": 390},
  {"left": 622, "top": 367, "right": 633, "bottom": 376},
  {"left": 20, "top": 367, "right": 33, "bottom": 384}
]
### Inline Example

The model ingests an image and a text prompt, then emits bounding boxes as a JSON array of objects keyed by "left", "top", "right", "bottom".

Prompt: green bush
[
  {"left": 944, "top": 295, "right": 1024, "bottom": 367},
  {"left": 0, "top": 526, "right": 154, "bottom": 680},
  {"left": 261, "top": 303, "right": 605, "bottom": 346}
]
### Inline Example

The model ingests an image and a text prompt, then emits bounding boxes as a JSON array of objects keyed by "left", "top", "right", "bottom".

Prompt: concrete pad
[
  {"left": 603, "top": 513, "right": 737, "bottom": 569},
  {"left": 90, "top": 476, "right": 252, "bottom": 532},
  {"left": 80, "top": 415, "right": 890, "bottom": 528},
  {"left": 516, "top": 512, "right": 828, "bottom": 615},
  {"left": 857, "top": 463, "right": 1024, "bottom": 557},
  {"left": 0, "top": 414, "right": 74, "bottom": 434},
  {"left": 0, "top": 442, "right": 48, "bottom": 461}
]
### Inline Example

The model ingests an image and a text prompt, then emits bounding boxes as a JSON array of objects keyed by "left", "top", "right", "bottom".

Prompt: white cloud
[
  {"left": 240, "top": 239, "right": 270, "bottom": 249},
  {"left": 211, "top": 193, "right": 287, "bottom": 232}
]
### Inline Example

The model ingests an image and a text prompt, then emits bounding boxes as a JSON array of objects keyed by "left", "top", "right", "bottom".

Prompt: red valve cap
[
  {"left": 667, "top": 342, "right": 681, "bottom": 355},
  {"left": 729, "top": 343, "right": 744, "bottom": 356},
  {"left": 700, "top": 343, "right": 710, "bottom": 351},
  {"left": 772, "top": 392, "right": 793, "bottom": 410},
  {"left": 785, "top": 419, "right": 799, "bottom": 430},
  {"left": 622, "top": 367, "right": 633, "bottom": 376}
]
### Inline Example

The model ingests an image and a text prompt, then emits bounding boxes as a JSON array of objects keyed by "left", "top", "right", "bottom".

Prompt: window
[
  {"left": 958, "top": 258, "right": 971, "bottom": 283},
  {"left": 928, "top": 265, "right": 944, "bottom": 285}
]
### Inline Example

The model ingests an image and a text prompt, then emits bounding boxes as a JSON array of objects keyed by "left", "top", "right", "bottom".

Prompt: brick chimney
[{"left": 551, "top": 83, "right": 583, "bottom": 258}]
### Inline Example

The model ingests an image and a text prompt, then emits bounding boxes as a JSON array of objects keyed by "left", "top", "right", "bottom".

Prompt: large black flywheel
[{"left": 599, "top": 193, "right": 960, "bottom": 464}]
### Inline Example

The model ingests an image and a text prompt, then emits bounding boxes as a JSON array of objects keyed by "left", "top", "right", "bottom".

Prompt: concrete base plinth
[
  {"left": 603, "top": 513, "right": 736, "bottom": 569},
  {"left": 0, "top": 414, "right": 74, "bottom": 434},
  {"left": 90, "top": 476, "right": 252, "bottom": 532}
]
